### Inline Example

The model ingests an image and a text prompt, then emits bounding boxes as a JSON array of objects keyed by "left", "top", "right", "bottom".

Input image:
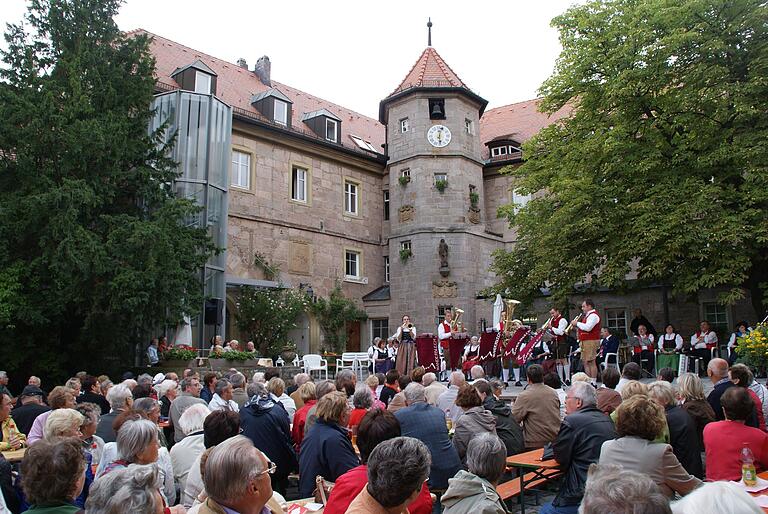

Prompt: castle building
[{"left": 139, "top": 28, "right": 756, "bottom": 353}]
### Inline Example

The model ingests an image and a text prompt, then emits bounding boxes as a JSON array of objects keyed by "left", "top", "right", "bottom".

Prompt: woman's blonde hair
[
  {"left": 615, "top": 395, "right": 665, "bottom": 440},
  {"left": 620, "top": 380, "right": 648, "bottom": 401},
  {"left": 571, "top": 372, "right": 591, "bottom": 383},
  {"left": 298, "top": 381, "right": 316, "bottom": 403},
  {"left": 44, "top": 408, "right": 85, "bottom": 439},
  {"left": 316, "top": 391, "right": 349, "bottom": 424},
  {"left": 677, "top": 373, "right": 706, "bottom": 402}
]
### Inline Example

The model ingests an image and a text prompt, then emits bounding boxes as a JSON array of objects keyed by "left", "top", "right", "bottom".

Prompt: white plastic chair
[
  {"left": 600, "top": 352, "right": 619, "bottom": 372},
  {"left": 336, "top": 353, "right": 357, "bottom": 378},
  {"left": 352, "top": 352, "right": 371, "bottom": 380},
  {"left": 303, "top": 354, "right": 328, "bottom": 380}
]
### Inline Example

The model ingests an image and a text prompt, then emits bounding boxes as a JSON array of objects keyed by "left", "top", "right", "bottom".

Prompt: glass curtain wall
[{"left": 150, "top": 91, "right": 232, "bottom": 349}]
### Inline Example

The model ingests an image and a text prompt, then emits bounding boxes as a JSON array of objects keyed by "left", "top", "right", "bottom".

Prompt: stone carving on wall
[
  {"left": 468, "top": 206, "right": 481, "bottom": 224},
  {"left": 399, "top": 205, "right": 415, "bottom": 223},
  {"left": 432, "top": 280, "right": 458, "bottom": 298},
  {"left": 438, "top": 239, "right": 450, "bottom": 278},
  {"left": 289, "top": 241, "right": 311, "bottom": 275}
]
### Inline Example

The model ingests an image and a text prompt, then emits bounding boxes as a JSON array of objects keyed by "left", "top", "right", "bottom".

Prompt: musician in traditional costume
[
  {"left": 690, "top": 320, "right": 718, "bottom": 371},
  {"left": 656, "top": 324, "right": 683, "bottom": 372},
  {"left": 394, "top": 315, "right": 418, "bottom": 375},
  {"left": 575, "top": 299, "right": 601, "bottom": 381},
  {"left": 548, "top": 307, "right": 570, "bottom": 385},
  {"left": 438, "top": 308, "right": 456, "bottom": 370},
  {"left": 461, "top": 336, "right": 480, "bottom": 378},
  {"left": 727, "top": 320, "right": 751, "bottom": 365},
  {"left": 368, "top": 337, "right": 392, "bottom": 374},
  {"left": 630, "top": 324, "right": 655, "bottom": 376}
]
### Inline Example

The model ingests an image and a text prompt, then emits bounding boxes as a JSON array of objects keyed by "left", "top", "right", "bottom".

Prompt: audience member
[
  {"left": 657, "top": 368, "right": 675, "bottom": 383},
  {"left": 580, "top": 463, "right": 672, "bottom": 514},
  {"left": 511, "top": 364, "right": 560, "bottom": 449},
  {"left": 647, "top": 380, "right": 703, "bottom": 478},
  {"left": 543, "top": 372, "right": 567, "bottom": 420},
  {"left": 197, "top": 436, "right": 276, "bottom": 514},
  {"left": 706, "top": 358, "right": 736, "bottom": 422},
  {"left": 346, "top": 437, "right": 431, "bottom": 514},
  {"left": 170, "top": 377, "right": 206, "bottom": 443},
  {"left": 298, "top": 391, "right": 359, "bottom": 498},
  {"left": 599, "top": 395, "right": 701, "bottom": 498},
  {"left": 240, "top": 382, "right": 296, "bottom": 496},
  {"left": 77, "top": 375, "right": 110, "bottom": 414},
  {"left": 200, "top": 373, "right": 217, "bottom": 404},
  {"left": 437, "top": 371, "right": 466, "bottom": 423},
  {"left": 616, "top": 362, "right": 641, "bottom": 393},
  {"left": 336, "top": 369, "right": 357, "bottom": 401},
  {"left": 99, "top": 418, "right": 161, "bottom": 475},
  {"left": 65, "top": 378, "right": 82, "bottom": 397},
  {"left": 208, "top": 378, "right": 239, "bottom": 412},
  {"left": 155, "top": 379, "right": 178, "bottom": 419},
  {"left": 28, "top": 386, "right": 77, "bottom": 445},
  {"left": 670, "top": 480, "right": 763, "bottom": 514},
  {"left": 452, "top": 383, "right": 496, "bottom": 465},
  {"left": 21, "top": 438, "right": 87, "bottom": 514},
  {"left": 0, "top": 372, "right": 11, "bottom": 401},
  {"left": 92, "top": 384, "right": 132, "bottom": 444},
  {"left": 704, "top": 386, "right": 768, "bottom": 481},
  {"left": 303, "top": 379, "right": 336, "bottom": 434},
  {"left": 133, "top": 397, "right": 167, "bottom": 448},
  {"left": 10, "top": 386, "right": 49, "bottom": 435},
  {"left": 475, "top": 379, "right": 524, "bottom": 456},
  {"left": 75, "top": 402, "right": 104, "bottom": 471},
  {"left": 171, "top": 403, "right": 210, "bottom": 494},
  {"left": 596, "top": 367, "right": 622, "bottom": 415},
  {"left": 324, "top": 410, "right": 432, "bottom": 514},
  {"left": 386, "top": 375, "right": 411, "bottom": 413},
  {"left": 395, "top": 383, "right": 462, "bottom": 494},
  {"left": 349, "top": 384, "right": 374, "bottom": 430},
  {"left": 379, "top": 369, "right": 400, "bottom": 407},
  {"left": 441, "top": 433, "right": 508, "bottom": 514},
  {"left": 229, "top": 373, "right": 248, "bottom": 409},
  {"left": 288, "top": 373, "right": 309, "bottom": 399},
  {"left": 267, "top": 377, "right": 296, "bottom": 423},
  {"left": 86, "top": 463, "right": 182, "bottom": 514},
  {"left": 364, "top": 375, "right": 386, "bottom": 410},
  {"left": 676, "top": 372, "right": 715, "bottom": 457},
  {"left": 43, "top": 408, "right": 93, "bottom": 508},
  {"left": 729, "top": 363, "right": 766, "bottom": 430},
  {"left": 291, "top": 381, "right": 317, "bottom": 449},
  {"left": 423, "top": 372, "right": 447, "bottom": 406},
  {"left": 539, "top": 382, "right": 616, "bottom": 514},
  {"left": 0, "top": 393, "right": 26, "bottom": 451},
  {"left": 469, "top": 365, "right": 485, "bottom": 382}
]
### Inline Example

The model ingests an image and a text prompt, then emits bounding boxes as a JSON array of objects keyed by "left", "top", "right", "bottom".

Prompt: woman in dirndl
[
  {"left": 369, "top": 337, "right": 392, "bottom": 374},
  {"left": 395, "top": 315, "right": 418, "bottom": 375},
  {"left": 656, "top": 324, "right": 682, "bottom": 373},
  {"left": 461, "top": 336, "right": 481, "bottom": 378}
]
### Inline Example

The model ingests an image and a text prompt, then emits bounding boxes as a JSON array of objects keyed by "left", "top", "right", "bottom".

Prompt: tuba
[
  {"left": 451, "top": 308, "right": 464, "bottom": 332},
  {"left": 502, "top": 299, "right": 522, "bottom": 333}
]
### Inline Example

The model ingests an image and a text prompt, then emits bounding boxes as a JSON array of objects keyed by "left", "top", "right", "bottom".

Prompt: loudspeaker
[{"left": 204, "top": 298, "right": 224, "bottom": 326}]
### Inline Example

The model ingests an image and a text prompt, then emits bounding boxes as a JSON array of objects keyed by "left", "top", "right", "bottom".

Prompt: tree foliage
[
  {"left": 0, "top": 0, "right": 215, "bottom": 378},
  {"left": 234, "top": 286, "right": 308, "bottom": 357},
  {"left": 491, "top": 0, "right": 768, "bottom": 316},
  {"left": 310, "top": 285, "right": 368, "bottom": 353}
]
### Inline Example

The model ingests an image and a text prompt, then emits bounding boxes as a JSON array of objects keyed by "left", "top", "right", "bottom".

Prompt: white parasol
[
  {"left": 174, "top": 315, "right": 193, "bottom": 346},
  {"left": 492, "top": 294, "right": 504, "bottom": 328}
]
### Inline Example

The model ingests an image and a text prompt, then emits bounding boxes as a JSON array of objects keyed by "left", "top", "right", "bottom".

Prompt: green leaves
[
  {"left": 310, "top": 285, "right": 368, "bottom": 353},
  {"left": 235, "top": 287, "right": 308, "bottom": 357},
  {"left": 491, "top": 0, "right": 768, "bottom": 315}
]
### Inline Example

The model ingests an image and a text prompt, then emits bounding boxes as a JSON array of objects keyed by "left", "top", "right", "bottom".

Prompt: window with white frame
[
  {"left": 372, "top": 319, "right": 389, "bottom": 341},
  {"left": 345, "top": 250, "right": 361, "bottom": 279},
  {"left": 350, "top": 135, "right": 377, "bottom": 152},
  {"left": 437, "top": 305, "right": 453, "bottom": 324},
  {"left": 400, "top": 118, "right": 409, "bottom": 133},
  {"left": 274, "top": 99, "right": 288, "bottom": 125},
  {"left": 384, "top": 256, "right": 390, "bottom": 283},
  {"left": 194, "top": 71, "right": 211, "bottom": 94},
  {"left": 703, "top": 302, "right": 729, "bottom": 337},
  {"left": 291, "top": 166, "right": 308, "bottom": 203},
  {"left": 344, "top": 180, "right": 359, "bottom": 215},
  {"left": 400, "top": 240, "right": 411, "bottom": 252},
  {"left": 465, "top": 119, "right": 473, "bottom": 135},
  {"left": 400, "top": 168, "right": 410, "bottom": 179},
  {"left": 491, "top": 146, "right": 508, "bottom": 157},
  {"left": 434, "top": 173, "right": 447, "bottom": 184},
  {"left": 230, "top": 150, "right": 251, "bottom": 189},
  {"left": 326, "top": 119, "right": 338, "bottom": 142},
  {"left": 605, "top": 308, "right": 628, "bottom": 339},
  {"left": 383, "top": 190, "right": 390, "bottom": 221}
]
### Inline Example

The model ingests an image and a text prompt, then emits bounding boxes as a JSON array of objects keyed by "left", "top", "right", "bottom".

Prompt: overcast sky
[{"left": 0, "top": 0, "right": 581, "bottom": 119}]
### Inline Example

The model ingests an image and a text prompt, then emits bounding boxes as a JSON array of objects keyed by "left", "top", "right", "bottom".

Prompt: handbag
[{"left": 313, "top": 475, "right": 335, "bottom": 504}]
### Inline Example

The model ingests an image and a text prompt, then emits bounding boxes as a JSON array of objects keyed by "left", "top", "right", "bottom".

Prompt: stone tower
[{"left": 380, "top": 44, "right": 497, "bottom": 335}]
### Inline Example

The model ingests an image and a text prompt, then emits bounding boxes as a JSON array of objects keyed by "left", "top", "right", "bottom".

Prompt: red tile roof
[
  {"left": 478, "top": 98, "right": 572, "bottom": 160},
  {"left": 388, "top": 47, "right": 469, "bottom": 97},
  {"left": 132, "top": 29, "right": 387, "bottom": 155}
]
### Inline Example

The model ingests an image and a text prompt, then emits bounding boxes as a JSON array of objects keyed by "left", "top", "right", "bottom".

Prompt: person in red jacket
[
  {"left": 704, "top": 386, "right": 768, "bottom": 481},
  {"left": 729, "top": 364, "right": 766, "bottom": 432},
  {"left": 324, "top": 409, "right": 433, "bottom": 514}
]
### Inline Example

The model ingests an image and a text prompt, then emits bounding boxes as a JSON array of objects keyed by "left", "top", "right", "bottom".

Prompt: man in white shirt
[
  {"left": 208, "top": 378, "right": 239, "bottom": 412},
  {"left": 575, "top": 299, "right": 602, "bottom": 382},
  {"left": 437, "top": 371, "right": 466, "bottom": 423},
  {"left": 690, "top": 320, "right": 718, "bottom": 371},
  {"left": 423, "top": 372, "right": 447, "bottom": 406},
  {"left": 438, "top": 308, "right": 457, "bottom": 371}
]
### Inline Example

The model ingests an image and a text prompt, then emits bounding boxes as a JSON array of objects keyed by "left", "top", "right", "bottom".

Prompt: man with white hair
[
  {"left": 290, "top": 373, "right": 311, "bottom": 409},
  {"left": 170, "top": 377, "right": 206, "bottom": 443},
  {"left": 538, "top": 381, "right": 616, "bottom": 514},
  {"left": 423, "top": 372, "right": 447, "bottom": 406},
  {"left": 252, "top": 372, "right": 266, "bottom": 384},
  {"left": 230, "top": 372, "right": 249, "bottom": 409},
  {"left": 209, "top": 378, "right": 239, "bottom": 412},
  {"left": 470, "top": 365, "right": 486, "bottom": 383},
  {"left": 0, "top": 372, "right": 11, "bottom": 402},
  {"left": 170, "top": 403, "right": 210, "bottom": 494},
  {"left": 437, "top": 371, "right": 466, "bottom": 423},
  {"left": 197, "top": 435, "right": 280, "bottom": 514},
  {"left": 580, "top": 464, "right": 673, "bottom": 514},
  {"left": 95, "top": 384, "right": 133, "bottom": 443}
]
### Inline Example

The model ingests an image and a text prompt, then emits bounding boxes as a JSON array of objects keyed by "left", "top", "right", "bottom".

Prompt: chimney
[
  {"left": 254, "top": 56, "right": 271, "bottom": 86},
  {"left": 236, "top": 58, "right": 248, "bottom": 69}
]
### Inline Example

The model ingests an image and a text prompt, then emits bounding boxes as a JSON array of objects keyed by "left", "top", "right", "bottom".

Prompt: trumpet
[
  {"left": 402, "top": 322, "right": 414, "bottom": 329},
  {"left": 565, "top": 313, "right": 582, "bottom": 333},
  {"left": 541, "top": 316, "right": 554, "bottom": 331},
  {"left": 450, "top": 308, "right": 464, "bottom": 332}
]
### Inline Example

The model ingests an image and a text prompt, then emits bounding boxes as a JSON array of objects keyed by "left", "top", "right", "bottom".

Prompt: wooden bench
[{"left": 496, "top": 468, "right": 562, "bottom": 500}]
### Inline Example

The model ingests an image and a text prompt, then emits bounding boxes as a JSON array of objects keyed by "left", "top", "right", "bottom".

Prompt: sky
[{"left": 0, "top": 0, "right": 581, "bottom": 119}]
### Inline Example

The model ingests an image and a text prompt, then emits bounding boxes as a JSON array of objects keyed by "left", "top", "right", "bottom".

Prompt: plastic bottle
[
  {"left": 445, "top": 410, "right": 453, "bottom": 431},
  {"left": 742, "top": 443, "right": 757, "bottom": 486}
]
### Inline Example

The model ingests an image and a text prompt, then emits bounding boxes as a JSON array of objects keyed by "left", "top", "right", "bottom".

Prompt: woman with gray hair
[
  {"left": 171, "top": 403, "right": 210, "bottom": 494},
  {"left": 349, "top": 384, "right": 374, "bottom": 431},
  {"left": 86, "top": 463, "right": 185, "bottom": 514},
  {"left": 98, "top": 419, "right": 161, "bottom": 476},
  {"left": 441, "top": 433, "right": 508, "bottom": 513},
  {"left": 648, "top": 380, "right": 703, "bottom": 478}
]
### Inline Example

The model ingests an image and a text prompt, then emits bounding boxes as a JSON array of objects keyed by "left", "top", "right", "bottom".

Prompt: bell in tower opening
[{"left": 429, "top": 98, "right": 445, "bottom": 120}]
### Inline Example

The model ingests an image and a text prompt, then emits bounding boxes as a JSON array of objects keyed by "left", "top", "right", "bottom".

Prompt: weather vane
[{"left": 427, "top": 18, "right": 433, "bottom": 47}]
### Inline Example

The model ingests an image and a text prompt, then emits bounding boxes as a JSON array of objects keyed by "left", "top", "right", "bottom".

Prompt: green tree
[
  {"left": 310, "top": 285, "right": 368, "bottom": 353},
  {"left": 234, "top": 286, "right": 308, "bottom": 356},
  {"left": 0, "top": 0, "right": 215, "bottom": 378},
  {"left": 491, "top": 0, "right": 768, "bottom": 316}
]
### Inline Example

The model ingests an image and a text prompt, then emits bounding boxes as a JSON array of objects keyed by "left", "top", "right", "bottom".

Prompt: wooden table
[
  {"left": 753, "top": 471, "right": 768, "bottom": 513},
  {"left": 1, "top": 448, "right": 26, "bottom": 463},
  {"left": 506, "top": 448, "right": 560, "bottom": 514}
]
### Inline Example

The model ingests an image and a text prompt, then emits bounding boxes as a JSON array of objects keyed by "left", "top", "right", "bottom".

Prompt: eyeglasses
[{"left": 256, "top": 461, "right": 277, "bottom": 476}]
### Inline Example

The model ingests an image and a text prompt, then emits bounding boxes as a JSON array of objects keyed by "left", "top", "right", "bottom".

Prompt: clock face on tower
[{"left": 427, "top": 124, "right": 452, "bottom": 148}]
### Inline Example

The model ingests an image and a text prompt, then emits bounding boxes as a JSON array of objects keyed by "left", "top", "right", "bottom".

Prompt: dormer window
[
  {"left": 488, "top": 137, "right": 523, "bottom": 160},
  {"left": 274, "top": 99, "right": 288, "bottom": 125},
  {"left": 194, "top": 71, "right": 211, "bottom": 94},
  {"left": 491, "top": 146, "right": 508, "bottom": 157},
  {"left": 251, "top": 88, "right": 293, "bottom": 128},
  {"left": 326, "top": 119, "right": 338, "bottom": 142},
  {"left": 301, "top": 109, "right": 342, "bottom": 144},
  {"left": 350, "top": 135, "right": 377, "bottom": 153}
]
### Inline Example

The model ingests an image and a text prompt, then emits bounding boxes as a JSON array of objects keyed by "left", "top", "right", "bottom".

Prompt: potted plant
[
  {"left": 398, "top": 175, "right": 410, "bottom": 186},
  {"left": 161, "top": 345, "right": 197, "bottom": 369},
  {"left": 435, "top": 179, "right": 448, "bottom": 193},
  {"left": 280, "top": 342, "right": 298, "bottom": 364},
  {"left": 209, "top": 350, "right": 259, "bottom": 370},
  {"left": 469, "top": 191, "right": 479, "bottom": 207},
  {"left": 399, "top": 247, "right": 412, "bottom": 263}
]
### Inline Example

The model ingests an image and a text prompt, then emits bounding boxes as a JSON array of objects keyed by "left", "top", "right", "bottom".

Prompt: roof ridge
[
  {"left": 129, "top": 29, "right": 246, "bottom": 71},
  {"left": 391, "top": 48, "right": 430, "bottom": 96},
  {"left": 430, "top": 47, "right": 465, "bottom": 88},
  {"left": 485, "top": 97, "right": 544, "bottom": 112}
]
